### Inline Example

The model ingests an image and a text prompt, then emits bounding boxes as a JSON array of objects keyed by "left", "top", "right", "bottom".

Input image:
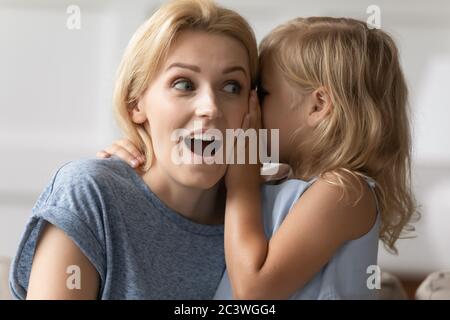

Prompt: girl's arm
[
  {"left": 27, "top": 223, "right": 100, "bottom": 299},
  {"left": 224, "top": 93, "right": 377, "bottom": 300}
]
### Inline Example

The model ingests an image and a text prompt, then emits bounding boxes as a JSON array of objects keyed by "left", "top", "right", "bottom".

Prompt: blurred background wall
[{"left": 0, "top": 0, "right": 449, "bottom": 280}]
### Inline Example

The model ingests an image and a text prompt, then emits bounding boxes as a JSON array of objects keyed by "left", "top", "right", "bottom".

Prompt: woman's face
[{"left": 133, "top": 30, "right": 251, "bottom": 189}]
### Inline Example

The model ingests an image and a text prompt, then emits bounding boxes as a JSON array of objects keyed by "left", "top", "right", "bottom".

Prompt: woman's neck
[{"left": 139, "top": 164, "right": 224, "bottom": 225}]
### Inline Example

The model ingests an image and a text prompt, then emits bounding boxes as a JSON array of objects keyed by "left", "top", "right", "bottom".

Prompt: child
[{"left": 100, "top": 17, "right": 417, "bottom": 299}]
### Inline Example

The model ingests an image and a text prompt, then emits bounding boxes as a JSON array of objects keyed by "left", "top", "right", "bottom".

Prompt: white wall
[{"left": 1, "top": 0, "right": 449, "bottom": 278}]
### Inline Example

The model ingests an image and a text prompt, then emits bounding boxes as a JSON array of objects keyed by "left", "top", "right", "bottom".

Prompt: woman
[{"left": 10, "top": 0, "right": 258, "bottom": 299}]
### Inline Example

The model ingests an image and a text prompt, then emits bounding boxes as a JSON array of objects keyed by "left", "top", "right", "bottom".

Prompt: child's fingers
[
  {"left": 249, "top": 90, "right": 261, "bottom": 129},
  {"left": 104, "top": 144, "right": 141, "bottom": 168},
  {"left": 114, "top": 139, "right": 145, "bottom": 163},
  {"left": 242, "top": 113, "right": 250, "bottom": 130},
  {"left": 255, "top": 93, "right": 262, "bottom": 128},
  {"left": 260, "top": 163, "right": 291, "bottom": 182},
  {"left": 96, "top": 150, "right": 111, "bottom": 159},
  {"left": 254, "top": 91, "right": 262, "bottom": 127}
]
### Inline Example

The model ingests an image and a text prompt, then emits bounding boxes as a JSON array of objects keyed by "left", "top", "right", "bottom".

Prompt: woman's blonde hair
[
  {"left": 113, "top": 0, "right": 258, "bottom": 171},
  {"left": 260, "top": 17, "right": 418, "bottom": 253}
]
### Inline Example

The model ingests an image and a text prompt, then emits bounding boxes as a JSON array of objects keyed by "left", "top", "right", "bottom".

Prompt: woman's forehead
[{"left": 163, "top": 30, "right": 250, "bottom": 73}]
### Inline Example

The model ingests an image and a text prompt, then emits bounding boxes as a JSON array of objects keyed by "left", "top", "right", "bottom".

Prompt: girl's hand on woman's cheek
[
  {"left": 96, "top": 138, "right": 145, "bottom": 169},
  {"left": 250, "top": 90, "right": 262, "bottom": 131},
  {"left": 225, "top": 91, "right": 262, "bottom": 189}
]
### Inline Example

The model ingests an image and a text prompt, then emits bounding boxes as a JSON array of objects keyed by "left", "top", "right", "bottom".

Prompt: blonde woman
[
  {"left": 107, "top": 17, "right": 418, "bottom": 299},
  {"left": 9, "top": 0, "right": 257, "bottom": 299}
]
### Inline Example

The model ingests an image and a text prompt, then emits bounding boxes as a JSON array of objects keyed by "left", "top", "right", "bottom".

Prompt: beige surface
[
  {"left": 379, "top": 272, "right": 409, "bottom": 300},
  {"left": 0, "top": 256, "right": 12, "bottom": 300},
  {"left": 416, "top": 271, "right": 450, "bottom": 300}
]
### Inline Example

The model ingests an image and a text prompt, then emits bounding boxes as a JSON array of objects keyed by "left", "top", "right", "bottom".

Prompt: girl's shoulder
[{"left": 294, "top": 171, "right": 378, "bottom": 241}]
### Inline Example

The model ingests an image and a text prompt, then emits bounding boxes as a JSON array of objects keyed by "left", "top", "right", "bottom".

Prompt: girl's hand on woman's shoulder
[{"left": 96, "top": 138, "right": 145, "bottom": 169}]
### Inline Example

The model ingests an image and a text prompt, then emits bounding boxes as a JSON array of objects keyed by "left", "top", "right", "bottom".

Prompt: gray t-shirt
[{"left": 9, "top": 157, "right": 225, "bottom": 299}]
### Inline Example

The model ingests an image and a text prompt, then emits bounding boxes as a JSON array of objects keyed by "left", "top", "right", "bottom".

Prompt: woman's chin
[{"left": 177, "top": 163, "right": 227, "bottom": 189}]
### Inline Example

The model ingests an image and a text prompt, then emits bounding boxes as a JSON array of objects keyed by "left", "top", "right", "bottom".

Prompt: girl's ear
[
  {"left": 306, "top": 87, "right": 333, "bottom": 127},
  {"left": 130, "top": 99, "right": 148, "bottom": 124}
]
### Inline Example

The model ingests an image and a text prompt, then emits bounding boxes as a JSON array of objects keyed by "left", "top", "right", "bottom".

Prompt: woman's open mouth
[{"left": 183, "top": 134, "right": 222, "bottom": 158}]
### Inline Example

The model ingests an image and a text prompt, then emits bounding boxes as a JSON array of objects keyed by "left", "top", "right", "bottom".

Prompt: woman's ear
[
  {"left": 306, "top": 87, "right": 333, "bottom": 127},
  {"left": 130, "top": 99, "right": 148, "bottom": 124}
]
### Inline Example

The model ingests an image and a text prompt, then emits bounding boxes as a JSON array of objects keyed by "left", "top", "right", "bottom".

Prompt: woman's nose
[{"left": 194, "top": 88, "right": 222, "bottom": 119}]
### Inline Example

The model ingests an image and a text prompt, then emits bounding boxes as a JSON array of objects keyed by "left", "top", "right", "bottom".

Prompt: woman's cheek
[{"left": 222, "top": 107, "right": 244, "bottom": 129}]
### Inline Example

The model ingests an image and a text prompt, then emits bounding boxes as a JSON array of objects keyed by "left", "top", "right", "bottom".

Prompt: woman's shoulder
[
  {"left": 37, "top": 157, "right": 139, "bottom": 212},
  {"left": 54, "top": 156, "right": 132, "bottom": 181},
  {"left": 50, "top": 157, "right": 136, "bottom": 192}
]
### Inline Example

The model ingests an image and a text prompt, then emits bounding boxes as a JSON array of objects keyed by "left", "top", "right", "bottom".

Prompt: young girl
[{"left": 100, "top": 17, "right": 417, "bottom": 299}]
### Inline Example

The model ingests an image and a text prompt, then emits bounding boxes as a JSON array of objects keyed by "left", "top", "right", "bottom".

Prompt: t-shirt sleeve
[{"left": 9, "top": 159, "right": 110, "bottom": 300}]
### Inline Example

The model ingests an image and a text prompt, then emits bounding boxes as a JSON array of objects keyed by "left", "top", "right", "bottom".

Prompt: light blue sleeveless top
[{"left": 213, "top": 177, "right": 380, "bottom": 300}]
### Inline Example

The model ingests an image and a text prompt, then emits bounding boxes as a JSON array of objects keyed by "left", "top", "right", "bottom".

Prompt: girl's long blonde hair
[
  {"left": 260, "top": 17, "right": 418, "bottom": 253},
  {"left": 113, "top": 0, "right": 258, "bottom": 171}
]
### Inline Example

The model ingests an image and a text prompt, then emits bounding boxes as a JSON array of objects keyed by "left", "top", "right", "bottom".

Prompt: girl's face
[
  {"left": 132, "top": 30, "right": 251, "bottom": 189},
  {"left": 259, "top": 58, "right": 310, "bottom": 164}
]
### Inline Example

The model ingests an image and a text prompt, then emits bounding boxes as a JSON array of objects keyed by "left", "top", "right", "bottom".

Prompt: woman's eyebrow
[
  {"left": 166, "top": 62, "right": 201, "bottom": 72},
  {"left": 223, "top": 66, "right": 248, "bottom": 79},
  {"left": 166, "top": 62, "right": 248, "bottom": 79}
]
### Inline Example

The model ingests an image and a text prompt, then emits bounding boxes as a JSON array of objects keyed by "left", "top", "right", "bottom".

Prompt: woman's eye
[
  {"left": 223, "top": 82, "right": 241, "bottom": 94},
  {"left": 173, "top": 79, "right": 195, "bottom": 91}
]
